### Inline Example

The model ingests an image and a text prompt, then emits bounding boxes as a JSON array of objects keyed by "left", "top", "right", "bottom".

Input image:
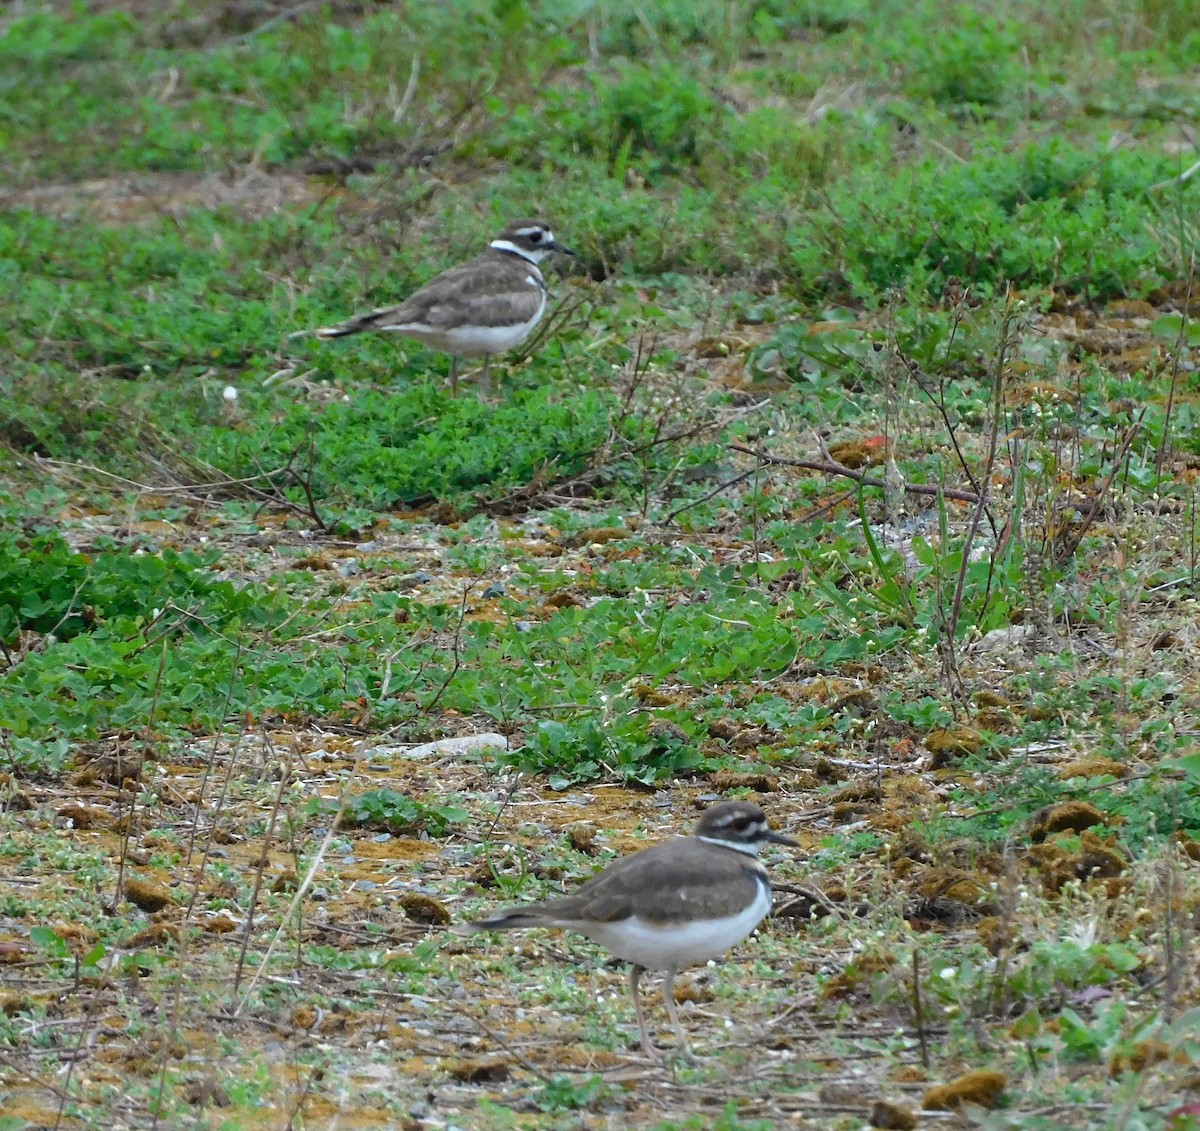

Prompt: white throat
[
  {"left": 490, "top": 238, "right": 550, "bottom": 264},
  {"left": 698, "top": 835, "right": 761, "bottom": 857}
]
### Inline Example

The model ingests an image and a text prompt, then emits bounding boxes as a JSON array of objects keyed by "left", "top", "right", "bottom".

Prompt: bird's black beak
[
  {"left": 550, "top": 239, "right": 576, "bottom": 257},
  {"left": 764, "top": 829, "right": 799, "bottom": 847}
]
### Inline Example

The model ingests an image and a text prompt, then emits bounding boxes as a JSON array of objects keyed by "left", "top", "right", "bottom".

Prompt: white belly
[
  {"left": 387, "top": 294, "right": 546, "bottom": 358},
  {"left": 573, "top": 881, "right": 772, "bottom": 971}
]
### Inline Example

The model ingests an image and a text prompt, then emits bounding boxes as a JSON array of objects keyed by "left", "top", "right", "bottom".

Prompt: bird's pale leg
[
  {"left": 661, "top": 969, "right": 691, "bottom": 1054},
  {"left": 630, "top": 965, "right": 662, "bottom": 1059},
  {"left": 448, "top": 358, "right": 459, "bottom": 398},
  {"left": 479, "top": 355, "right": 492, "bottom": 399}
]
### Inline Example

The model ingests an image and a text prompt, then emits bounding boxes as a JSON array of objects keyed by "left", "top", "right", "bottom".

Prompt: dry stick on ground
[
  {"left": 1191, "top": 492, "right": 1200, "bottom": 592},
  {"left": 183, "top": 646, "right": 248, "bottom": 871},
  {"left": 487, "top": 341, "right": 768, "bottom": 515},
  {"left": 235, "top": 762, "right": 356, "bottom": 1018},
  {"left": 1162, "top": 844, "right": 1180, "bottom": 1023},
  {"left": 620, "top": 329, "right": 661, "bottom": 418},
  {"left": 940, "top": 298, "right": 1020, "bottom": 700},
  {"left": 38, "top": 451, "right": 328, "bottom": 529},
  {"left": 149, "top": 658, "right": 250, "bottom": 1130},
  {"left": 1147, "top": 155, "right": 1200, "bottom": 193},
  {"left": 484, "top": 772, "right": 526, "bottom": 843},
  {"left": 1, "top": 1051, "right": 77, "bottom": 1105},
  {"left": 165, "top": 436, "right": 328, "bottom": 532},
  {"left": 726, "top": 445, "right": 992, "bottom": 506},
  {"left": 1051, "top": 411, "right": 1145, "bottom": 566},
  {"left": 112, "top": 638, "right": 169, "bottom": 911},
  {"left": 0, "top": 730, "right": 20, "bottom": 775},
  {"left": 284, "top": 1064, "right": 325, "bottom": 1131},
  {"left": 52, "top": 997, "right": 100, "bottom": 1131},
  {"left": 985, "top": 843, "right": 1022, "bottom": 1024},
  {"left": 421, "top": 581, "right": 475, "bottom": 714},
  {"left": 232, "top": 736, "right": 294, "bottom": 997},
  {"left": 660, "top": 467, "right": 759, "bottom": 525},
  {"left": 58, "top": 640, "right": 171, "bottom": 1129},
  {"left": 911, "top": 950, "right": 929, "bottom": 1069},
  {"left": 771, "top": 882, "right": 849, "bottom": 920},
  {"left": 511, "top": 290, "right": 594, "bottom": 367},
  {"left": 799, "top": 489, "right": 857, "bottom": 523},
  {"left": 896, "top": 307, "right": 997, "bottom": 537},
  {"left": 278, "top": 436, "right": 328, "bottom": 531},
  {"left": 226, "top": 1, "right": 321, "bottom": 43},
  {"left": 456, "top": 1011, "right": 555, "bottom": 1084},
  {"left": 499, "top": 406, "right": 758, "bottom": 516},
  {"left": 1155, "top": 264, "right": 1193, "bottom": 481}
]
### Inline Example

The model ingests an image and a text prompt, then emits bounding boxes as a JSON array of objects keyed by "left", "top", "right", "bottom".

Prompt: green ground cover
[{"left": 1, "top": 1, "right": 1199, "bottom": 1127}]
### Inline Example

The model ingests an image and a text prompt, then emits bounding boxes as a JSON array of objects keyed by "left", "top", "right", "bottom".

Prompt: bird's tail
[
  {"left": 450, "top": 910, "right": 551, "bottom": 936},
  {"left": 313, "top": 308, "right": 392, "bottom": 340}
]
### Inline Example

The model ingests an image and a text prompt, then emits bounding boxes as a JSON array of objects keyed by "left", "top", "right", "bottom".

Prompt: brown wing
[
  {"left": 528, "top": 838, "right": 766, "bottom": 926},
  {"left": 318, "top": 255, "right": 544, "bottom": 337}
]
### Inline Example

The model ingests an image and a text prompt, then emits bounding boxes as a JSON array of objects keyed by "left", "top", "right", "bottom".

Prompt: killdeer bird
[
  {"left": 454, "top": 800, "right": 796, "bottom": 1058},
  {"left": 315, "top": 218, "right": 574, "bottom": 396}
]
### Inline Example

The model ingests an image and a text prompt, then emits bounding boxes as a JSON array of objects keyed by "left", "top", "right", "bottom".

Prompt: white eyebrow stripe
[{"left": 490, "top": 238, "right": 539, "bottom": 263}]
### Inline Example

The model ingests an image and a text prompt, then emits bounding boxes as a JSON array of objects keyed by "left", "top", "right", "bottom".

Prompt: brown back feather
[
  {"left": 473, "top": 837, "right": 766, "bottom": 930},
  {"left": 326, "top": 253, "right": 545, "bottom": 337}
]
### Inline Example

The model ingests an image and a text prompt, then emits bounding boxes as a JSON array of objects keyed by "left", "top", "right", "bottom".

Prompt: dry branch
[{"left": 728, "top": 444, "right": 991, "bottom": 505}]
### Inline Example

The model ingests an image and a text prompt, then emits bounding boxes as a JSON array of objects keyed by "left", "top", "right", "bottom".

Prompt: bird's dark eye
[
  {"left": 529, "top": 230, "right": 543, "bottom": 242},
  {"left": 732, "top": 817, "right": 751, "bottom": 830}
]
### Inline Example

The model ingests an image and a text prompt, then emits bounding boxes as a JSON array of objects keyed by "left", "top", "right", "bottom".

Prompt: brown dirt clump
[
  {"left": 709, "top": 770, "right": 780, "bottom": 792},
  {"left": 925, "top": 726, "right": 984, "bottom": 766},
  {"left": 869, "top": 1099, "right": 918, "bottom": 1129},
  {"left": 124, "top": 923, "right": 180, "bottom": 949},
  {"left": 124, "top": 876, "right": 174, "bottom": 911},
  {"left": 1110, "top": 1038, "right": 1176, "bottom": 1076},
  {"left": 398, "top": 892, "right": 451, "bottom": 925},
  {"left": 1028, "top": 829, "right": 1129, "bottom": 894},
  {"left": 1029, "top": 800, "right": 1110, "bottom": 840},
  {"left": 821, "top": 952, "right": 896, "bottom": 1000},
  {"left": 827, "top": 439, "right": 885, "bottom": 468},
  {"left": 1056, "top": 757, "right": 1128, "bottom": 780},
  {"left": 922, "top": 1069, "right": 1008, "bottom": 1110},
  {"left": 445, "top": 1057, "right": 511, "bottom": 1083}
]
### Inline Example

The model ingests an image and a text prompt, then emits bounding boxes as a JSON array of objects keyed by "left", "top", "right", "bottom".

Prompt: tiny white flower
[{"left": 223, "top": 385, "right": 238, "bottom": 403}]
